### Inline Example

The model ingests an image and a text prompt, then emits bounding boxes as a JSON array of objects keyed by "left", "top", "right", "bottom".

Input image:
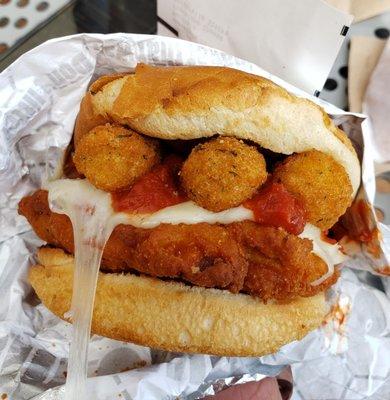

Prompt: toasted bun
[
  {"left": 86, "top": 64, "right": 360, "bottom": 196},
  {"left": 74, "top": 73, "right": 129, "bottom": 145},
  {"left": 30, "top": 247, "right": 328, "bottom": 356}
]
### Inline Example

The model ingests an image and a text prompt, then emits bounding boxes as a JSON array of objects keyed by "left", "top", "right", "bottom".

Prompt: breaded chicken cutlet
[{"left": 19, "top": 190, "right": 336, "bottom": 302}]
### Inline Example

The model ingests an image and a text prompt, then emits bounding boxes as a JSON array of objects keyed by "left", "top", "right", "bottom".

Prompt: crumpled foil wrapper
[{"left": 0, "top": 33, "right": 389, "bottom": 400}]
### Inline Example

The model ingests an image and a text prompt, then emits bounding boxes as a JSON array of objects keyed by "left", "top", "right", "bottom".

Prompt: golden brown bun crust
[
  {"left": 89, "top": 73, "right": 130, "bottom": 94},
  {"left": 74, "top": 73, "right": 129, "bottom": 145},
  {"left": 89, "top": 64, "right": 360, "bottom": 196},
  {"left": 30, "top": 247, "right": 328, "bottom": 356}
]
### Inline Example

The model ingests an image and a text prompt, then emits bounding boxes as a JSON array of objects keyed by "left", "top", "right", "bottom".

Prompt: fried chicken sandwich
[{"left": 18, "top": 64, "right": 360, "bottom": 356}]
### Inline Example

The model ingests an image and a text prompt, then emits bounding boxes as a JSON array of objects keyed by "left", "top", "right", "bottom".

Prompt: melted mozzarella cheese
[
  {"left": 46, "top": 179, "right": 125, "bottom": 400},
  {"left": 299, "top": 224, "right": 347, "bottom": 286},
  {"left": 124, "top": 201, "right": 253, "bottom": 228}
]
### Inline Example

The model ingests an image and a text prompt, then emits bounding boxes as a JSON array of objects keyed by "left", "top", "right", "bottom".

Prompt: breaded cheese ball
[
  {"left": 181, "top": 137, "right": 267, "bottom": 212},
  {"left": 73, "top": 124, "right": 159, "bottom": 192},
  {"left": 273, "top": 150, "right": 353, "bottom": 230}
]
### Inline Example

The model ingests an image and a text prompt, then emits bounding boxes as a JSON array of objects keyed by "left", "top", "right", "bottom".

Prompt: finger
[
  {"left": 204, "top": 378, "right": 283, "bottom": 400},
  {"left": 277, "top": 366, "right": 293, "bottom": 400}
]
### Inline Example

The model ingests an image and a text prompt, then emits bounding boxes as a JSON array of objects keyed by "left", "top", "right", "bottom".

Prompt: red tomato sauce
[
  {"left": 344, "top": 199, "right": 376, "bottom": 243},
  {"left": 243, "top": 182, "right": 307, "bottom": 235},
  {"left": 113, "top": 160, "right": 307, "bottom": 235},
  {"left": 330, "top": 200, "right": 381, "bottom": 258},
  {"left": 111, "top": 155, "right": 187, "bottom": 213}
]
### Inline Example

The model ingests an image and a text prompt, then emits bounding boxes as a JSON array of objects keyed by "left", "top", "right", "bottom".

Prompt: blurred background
[{"left": 0, "top": 0, "right": 156, "bottom": 70}]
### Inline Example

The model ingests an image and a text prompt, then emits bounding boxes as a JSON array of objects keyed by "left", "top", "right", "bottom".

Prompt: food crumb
[{"left": 1, "top": 394, "right": 7, "bottom": 400}]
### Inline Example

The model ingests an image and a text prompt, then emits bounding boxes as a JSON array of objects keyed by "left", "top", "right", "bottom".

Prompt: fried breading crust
[
  {"left": 73, "top": 124, "right": 160, "bottom": 192},
  {"left": 181, "top": 137, "right": 267, "bottom": 212},
  {"left": 227, "top": 223, "right": 338, "bottom": 300},
  {"left": 273, "top": 150, "right": 353, "bottom": 230},
  {"left": 20, "top": 191, "right": 247, "bottom": 293},
  {"left": 18, "top": 190, "right": 337, "bottom": 301}
]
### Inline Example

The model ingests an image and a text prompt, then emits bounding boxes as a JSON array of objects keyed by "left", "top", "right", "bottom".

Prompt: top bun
[{"left": 81, "top": 64, "right": 360, "bottom": 196}]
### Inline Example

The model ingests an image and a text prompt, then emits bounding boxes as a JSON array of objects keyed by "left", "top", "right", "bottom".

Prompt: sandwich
[{"left": 18, "top": 63, "right": 360, "bottom": 356}]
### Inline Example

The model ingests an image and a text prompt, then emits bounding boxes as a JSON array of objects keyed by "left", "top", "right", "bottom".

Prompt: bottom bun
[{"left": 29, "top": 247, "right": 328, "bottom": 356}]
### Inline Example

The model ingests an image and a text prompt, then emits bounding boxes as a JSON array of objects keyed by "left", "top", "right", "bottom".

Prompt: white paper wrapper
[
  {"left": 0, "top": 33, "right": 389, "bottom": 400},
  {"left": 157, "top": 0, "right": 353, "bottom": 95}
]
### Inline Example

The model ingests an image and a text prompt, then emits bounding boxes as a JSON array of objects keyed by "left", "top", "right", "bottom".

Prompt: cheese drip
[{"left": 46, "top": 179, "right": 125, "bottom": 400}]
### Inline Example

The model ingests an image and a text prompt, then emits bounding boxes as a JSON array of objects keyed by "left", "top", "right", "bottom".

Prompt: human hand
[{"left": 203, "top": 366, "right": 292, "bottom": 400}]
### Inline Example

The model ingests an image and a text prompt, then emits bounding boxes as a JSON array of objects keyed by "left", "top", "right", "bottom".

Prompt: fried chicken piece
[
  {"left": 18, "top": 190, "right": 336, "bottom": 301},
  {"left": 228, "top": 222, "right": 338, "bottom": 301},
  {"left": 19, "top": 191, "right": 247, "bottom": 292},
  {"left": 181, "top": 137, "right": 267, "bottom": 212},
  {"left": 127, "top": 223, "right": 247, "bottom": 292},
  {"left": 273, "top": 150, "right": 353, "bottom": 230},
  {"left": 73, "top": 124, "right": 160, "bottom": 192}
]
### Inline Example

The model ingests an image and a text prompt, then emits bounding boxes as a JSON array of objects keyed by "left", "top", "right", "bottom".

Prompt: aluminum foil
[{"left": 0, "top": 33, "right": 389, "bottom": 400}]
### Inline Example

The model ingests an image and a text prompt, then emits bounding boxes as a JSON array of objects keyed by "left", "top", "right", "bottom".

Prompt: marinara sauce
[
  {"left": 243, "top": 182, "right": 307, "bottom": 235},
  {"left": 111, "top": 155, "right": 187, "bottom": 213},
  {"left": 112, "top": 159, "right": 307, "bottom": 235}
]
